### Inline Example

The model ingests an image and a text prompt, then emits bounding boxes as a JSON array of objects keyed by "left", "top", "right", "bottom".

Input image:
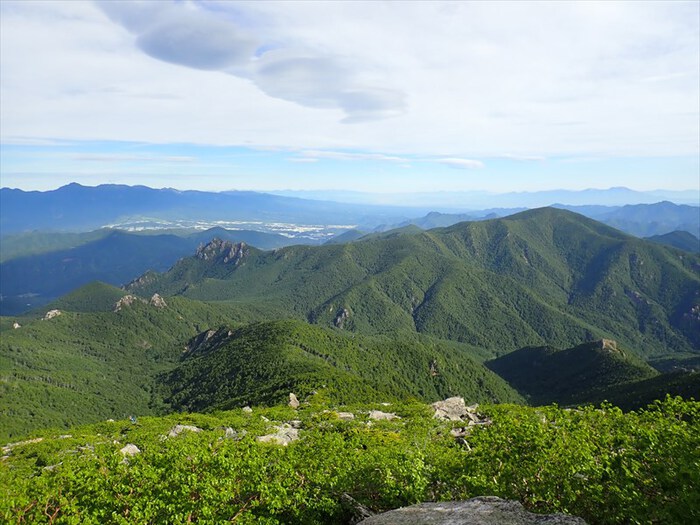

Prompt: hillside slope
[
  {"left": 485, "top": 339, "right": 659, "bottom": 405},
  {"left": 160, "top": 319, "right": 523, "bottom": 412}
]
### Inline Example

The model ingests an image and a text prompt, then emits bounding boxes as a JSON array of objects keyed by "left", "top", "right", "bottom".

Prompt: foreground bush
[{"left": 1, "top": 397, "right": 697, "bottom": 524}]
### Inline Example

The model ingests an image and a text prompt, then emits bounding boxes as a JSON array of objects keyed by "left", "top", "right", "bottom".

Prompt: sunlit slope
[
  {"left": 129, "top": 208, "right": 700, "bottom": 358},
  {"left": 159, "top": 319, "right": 523, "bottom": 413}
]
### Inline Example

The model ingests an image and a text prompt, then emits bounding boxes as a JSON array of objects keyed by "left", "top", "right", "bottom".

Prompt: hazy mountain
[
  {"left": 646, "top": 231, "right": 700, "bottom": 253},
  {"left": 372, "top": 202, "right": 700, "bottom": 240},
  {"left": 0, "top": 183, "right": 424, "bottom": 234},
  {"left": 0, "top": 228, "right": 295, "bottom": 316},
  {"left": 127, "top": 208, "right": 700, "bottom": 359},
  {"left": 271, "top": 187, "right": 700, "bottom": 208}
]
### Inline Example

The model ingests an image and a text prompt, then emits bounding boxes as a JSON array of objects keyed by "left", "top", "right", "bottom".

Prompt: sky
[{"left": 1, "top": 0, "right": 699, "bottom": 195}]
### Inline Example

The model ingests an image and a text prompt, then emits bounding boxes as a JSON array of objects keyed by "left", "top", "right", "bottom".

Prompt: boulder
[
  {"left": 166, "top": 424, "right": 203, "bottom": 438},
  {"left": 358, "top": 497, "right": 587, "bottom": 524},
  {"left": 257, "top": 424, "right": 299, "bottom": 446},
  {"left": 289, "top": 392, "right": 300, "bottom": 409},
  {"left": 432, "top": 397, "right": 469, "bottom": 421},
  {"left": 336, "top": 411, "right": 355, "bottom": 421},
  {"left": 369, "top": 410, "right": 400, "bottom": 421},
  {"left": 119, "top": 444, "right": 140, "bottom": 464},
  {"left": 242, "top": 406, "right": 253, "bottom": 414}
]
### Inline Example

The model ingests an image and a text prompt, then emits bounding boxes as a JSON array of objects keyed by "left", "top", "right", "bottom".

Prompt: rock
[
  {"left": 119, "top": 444, "right": 140, "bottom": 460},
  {"left": 113, "top": 294, "right": 145, "bottom": 312},
  {"left": 288, "top": 420, "right": 302, "bottom": 429},
  {"left": 196, "top": 239, "right": 248, "bottom": 265},
  {"left": 166, "top": 424, "right": 203, "bottom": 438},
  {"left": 42, "top": 309, "right": 61, "bottom": 320},
  {"left": 357, "top": 496, "right": 587, "bottom": 524},
  {"left": 336, "top": 411, "right": 355, "bottom": 421},
  {"left": 432, "top": 397, "right": 469, "bottom": 421},
  {"left": 242, "top": 406, "right": 253, "bottom": 414},
  {"left": 334, "top": 307, "right": 351, "bottom": 328},
  {"left": 341, "top": 493, "right": 375, "bottom": 524},
  {"left": 289, "top": 392, "right": 300, "bottom": 409},
  {"left": 257, "top": 424, "right": 299, "bottom": 446},
  {"left": 149, "top": 293, "right": 167, "bottom": 308},
  {"left": 223, "top": 427, "right": 247, "bottom": 440},
  {"left": 369, "top": 410, "right": 400, "bottom": 421},
  {"left": 12, "top": 322, "right": 20, "bottom": 329},
  {"left": 2, "top": 437, "right": 44, "bottom": 455}
]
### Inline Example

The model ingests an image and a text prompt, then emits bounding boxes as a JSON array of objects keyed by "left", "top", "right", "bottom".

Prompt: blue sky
[{"left": 1, "top": 1, "right": 698, "bottom": 194}]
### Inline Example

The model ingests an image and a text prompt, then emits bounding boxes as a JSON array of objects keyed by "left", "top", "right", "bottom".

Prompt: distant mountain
[
  {"left": 0, "top": 183, "right": 422, "bottom": 234},
  {"left": 371, "top": 201, "right": 700, "bottom": 239},
  {"left": 579, "top": 201, "right": 700, "bottom": 238},
  {"left": 646, "top": 231, "right": 700, "bottom": 253},
  {"left": 485, "top": 339, "right": 659, "bottom": 405},
  {"left": 271, "top": 187, "right": 700, "bottom": 208},
  {"left": 0, "top": 228, "right": 295, "bottom": 316},
  {"left": 127, "top": 208, "right": 700, "bottom": 359}
]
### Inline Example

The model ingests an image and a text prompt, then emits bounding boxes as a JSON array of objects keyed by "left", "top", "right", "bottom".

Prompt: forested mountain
[{"left": 128, "top": 208, "right": 700, "bottom": 360}]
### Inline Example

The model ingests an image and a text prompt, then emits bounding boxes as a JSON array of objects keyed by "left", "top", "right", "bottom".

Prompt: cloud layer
[
  {"left": 97, "top": 0, "right": 405, "bottom": 122},
  {"left": 1, "top": 0, "right": 698, "bottom": 186}
]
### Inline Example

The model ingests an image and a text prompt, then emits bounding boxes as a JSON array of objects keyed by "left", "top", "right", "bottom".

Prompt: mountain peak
[{"left": 195, "top": 238, "right": 249, "bottom": 265}]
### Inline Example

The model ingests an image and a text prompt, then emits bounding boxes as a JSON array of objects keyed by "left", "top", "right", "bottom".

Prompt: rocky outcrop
[
  {"left": 334, "top": 307, "right": 351, "bottom": 328},
  {"left": 149, "top": 293, "right": 167, "bottom": 308},
  {"left": 113, "top": 294, "right": 146, "bottom": 312},
  {"left": 358, "top": 497, "right": 587, "bottom": 524},
  {"left": 12, "top": 322, "right": 20, "bottom": 329},
  {"left": 432, "top": 397, "right": 484, "bottom": 424},
  {"left": 42, "top": 309, "right": 61, "bottom": 320},
  {"left": 196, "top": 238, "right": 249, "bottom": 265}
]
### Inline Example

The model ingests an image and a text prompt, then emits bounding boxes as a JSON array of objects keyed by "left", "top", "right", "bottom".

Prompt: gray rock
[
  {"left": 369, "top": 410, "right": 400, "bottom": 421},
  {"left": 358, "top": 497, "right": 587, "bottom": 524},
  {"left": 113, "top": 294, "right": 145, "bottom": 312},
  {"left": 119, "top": 444, "right": 140, "bottom": 458},
  {"left": 336, "top": 411, "right": 355, "bottom": 421},
  {"left": 12, "top": 322, "right": 20, "bottom": 329},
  {"left": 223, "top": 427, "right": 247, "bottom": 440},
  {"left": 149, "top": 293, "right": 167, "bottom": 308},
  {"left": 166, "top": 424, "right": 203, "bottom": 438},
  {"left": 432, "top": 397, "right": 469, "bottom": 421},
  {"left": 242, "top": 406, "right": 253, "bottom": 414},
  {"left": 257, "top": 424, "right": 299, "bottom": 446},
  {"left": 42, "top": 309, "right": 62, "bottom": 320},
  {"left": 289, "top": 392, "right": 300, "bottom": 409}
]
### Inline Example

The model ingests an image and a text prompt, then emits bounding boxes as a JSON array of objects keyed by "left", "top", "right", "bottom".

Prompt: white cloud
[
  {"left": 0, "top": 0, "right": 698, "bottom": 164},
  {"left": 435, "top": 158, "right": 485, "bottom": 170}
]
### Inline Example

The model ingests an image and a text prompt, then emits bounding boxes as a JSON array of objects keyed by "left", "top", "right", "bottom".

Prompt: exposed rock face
[
  {"left": 149, "top": 293, "right": 167, "bottom": 308},
  {"left": 42, "top": 309, "right": 61, "bottom": 320},
  {"left": 12, "top": 322, "right": 20, "bottom": 329},
  {"left": 369, "top": 410, "right": 400, "bottom": 421},
  {"left": 289, "top": 393, "right": 300, "bottom": 409},
  {"left": 242, "top": 406, "right": 253, "bottom": 414},
  {"left": 336, "top": 411, "right": 355, "bottom": 421},
  {"left": 114, "top": 294, "right": 145, "bottom": 312},
  {"left": 196, "top": 238, "right": 249, "bottom": 265},
  {"left": 166, "top": 424, "right": 203, "bottom": 438},
  {"left": 598, "top": 339, "right": 618, "bottom": 352},
  {"left": 358, "top": 497, "right": 587, "bottom": 524},
  {"left": 257, "top": 424, "right": 299, "bottom": 446},
  {"left": 334, "top": 308, "right": 351, "bottom": 328}
]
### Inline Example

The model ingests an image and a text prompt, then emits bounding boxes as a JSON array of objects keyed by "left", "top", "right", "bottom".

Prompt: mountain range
[{"left": 1, "top": 203, "right": 699, "bottom": 441}]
